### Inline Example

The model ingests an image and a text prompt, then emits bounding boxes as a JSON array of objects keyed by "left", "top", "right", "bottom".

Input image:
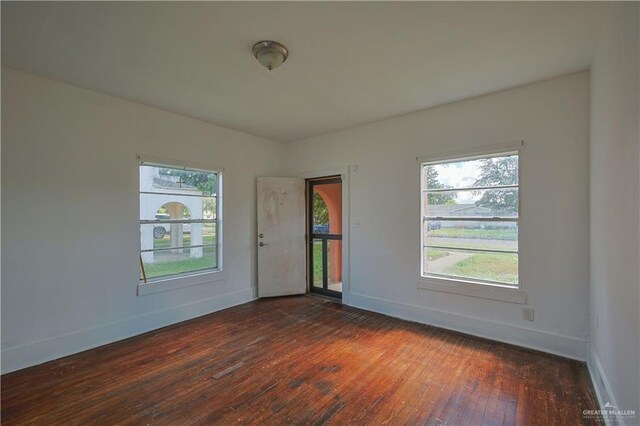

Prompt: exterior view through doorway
[{"left": 308, "top": 176, "right": 343, "bottom": 299}]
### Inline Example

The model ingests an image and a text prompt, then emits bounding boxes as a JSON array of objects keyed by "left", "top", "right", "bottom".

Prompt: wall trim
[
  {"left": 137, "top": 271, "right": 226, "bottom": 296},
  {"left": 417, "top": 140, "right": 525, "bottom": 165},
  {"left": 418, "top": 277, "right": 528, "bottom": 304},
  {"left": 588, "top": 346, "right": 620, "bottom": 426},
  {"left": 1, "top": 288, "right": 254, "bottom": 374},
  {"left": 348, "top": 291, "right": 588, "bottom": 361}
]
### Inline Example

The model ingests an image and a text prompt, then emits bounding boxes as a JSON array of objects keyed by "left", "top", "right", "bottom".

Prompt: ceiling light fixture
[{"left": 252, "top": 40, "right": 288, "bottom": 71}]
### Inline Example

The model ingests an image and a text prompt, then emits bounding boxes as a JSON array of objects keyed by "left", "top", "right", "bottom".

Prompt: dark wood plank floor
[{"left": 2, "top": 296, "right": 601, "bottom": 425}]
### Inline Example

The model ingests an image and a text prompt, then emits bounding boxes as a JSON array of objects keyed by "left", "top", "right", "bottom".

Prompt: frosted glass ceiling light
[{"left": 252, "top": 40, "right": 288, "bottom": 71}]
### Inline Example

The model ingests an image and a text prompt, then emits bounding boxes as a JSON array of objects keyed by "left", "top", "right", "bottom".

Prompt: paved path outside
[
  {"left": 328, "top": 282, "right": 342, "bottom": 292},
  {"left": 428, "top": 236, "right": 517, "bottom": 251},
  {"left": 312, "top": 282, "right": 342, "bottom": 292},
  {"left": 427, "top": 251, "right": 472, "bottom": 274}
]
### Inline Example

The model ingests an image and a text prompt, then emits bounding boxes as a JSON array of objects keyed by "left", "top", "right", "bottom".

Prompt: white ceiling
[{"left": 2, "top": 2, "right": 607, "bottom": 142}]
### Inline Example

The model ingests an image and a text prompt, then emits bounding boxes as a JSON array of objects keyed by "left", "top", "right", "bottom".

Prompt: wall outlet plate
[{"left": 522, "top": 307, "right": 535, "bottom": 321}]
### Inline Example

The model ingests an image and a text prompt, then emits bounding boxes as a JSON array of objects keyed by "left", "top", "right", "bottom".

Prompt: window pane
[
  {"left": 312, "top": 181, "right": 341, "bottom": 235},
  {"left": 424, "top": 188, "right": 518, "bottom": 218},
  {"left": 201, "top": 223, "right": 217, "bottom": 246},
  {"left": 313, "top": 192, "right": 329, "bottom": 234},
  {"left": 425, "top": 220, "right": 518, "bottom": 252},
  {"left": 424, "top": 154, "right": 518, "bottom": 190},
  {"left": 310, "top": 239, "right": 343, "bottom": 292},
  {"left": 140, "top": 165, "right": 218, "bottom": 196},
  {"left": 327, "top": 240, "right": 342, "bottom": 293},
  {"left": 312, "top": 239, "right": 323, "bottom": 288},
  {"left": 140, "top": 193, "right": 216, "bottom": 221},
  {"left": 142, "top": 245, "right": 217, "bottom": 280},
  {"left": 140, "top": 163, "right": 220, "bottom": 281},
  {"left": 422, "top": 153, "right": 519, "bottom": 287},
  {"left": 423, "top": 247, "right": 518, "bottom": 285},
  {"left": 202, "top": 197, "right": 217, "bottom": 220},
  {"left": 141, "top": 222, "right": 216, "bottom": 251}
]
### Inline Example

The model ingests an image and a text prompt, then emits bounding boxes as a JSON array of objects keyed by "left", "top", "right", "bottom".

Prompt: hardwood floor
[{"left": 2, "top": 296, "right": 601, "bottom": 425}]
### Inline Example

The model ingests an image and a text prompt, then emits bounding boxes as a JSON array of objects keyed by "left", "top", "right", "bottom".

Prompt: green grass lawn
[
  {"left": 429, "top": 228, "right": 517, "bottom": 240},
  {"left": 143, "top": 234, "right": 217, "bottom": 279},
  {"left": 154, "top": 234, "right": 216, "bottom": 250},
  {"left": 444, "top": 253, "right": 518, "bottom": 284},
  {"left": 312, "top": 242, "right": 325, "bottom": 285},
  {"left": 313, "top": 243, "right": 321, "bottom": 284},
  {"left": 426, "top": 239, "right": 518, "bottom": 251},
  {"left": 144, "top": 255, "right": 216, "bottom": 279}
]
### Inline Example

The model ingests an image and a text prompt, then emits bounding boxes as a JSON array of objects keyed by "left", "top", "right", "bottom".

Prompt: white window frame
[
  {"left": 417, "top": 142, "right": 527, "bottom": 304},
  {"left": 136, "top": 155, "right": 224, "bottom": 296}
]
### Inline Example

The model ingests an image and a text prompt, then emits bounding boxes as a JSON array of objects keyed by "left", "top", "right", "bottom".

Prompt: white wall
[
  {"left": 287, "top": 72, "right": 591, "bottom": 360},
  {"left": 1, "top": 67, "right": 286, "bottom": 373},
  {"left": 589, "top": 2, "right": 640, "bottom": 420}
]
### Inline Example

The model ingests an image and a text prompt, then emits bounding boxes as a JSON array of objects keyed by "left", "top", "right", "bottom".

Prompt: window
[
  {"left": 421, "top": 152, "right": 519, "bottom": 287},
  {"left": 139, "top": 162, "right": 220, "bottom": 282}
]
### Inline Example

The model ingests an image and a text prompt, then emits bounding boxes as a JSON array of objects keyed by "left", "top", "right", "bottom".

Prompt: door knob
[{"left": 259, "top": 242, "right": 268, "bottom": 247}]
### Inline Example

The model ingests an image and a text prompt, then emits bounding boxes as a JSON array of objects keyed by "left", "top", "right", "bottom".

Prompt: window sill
[
  {"left": 137, "top": 270, "right": 226, "bottom": 296},
  {"left": 417, "top": 275, "right": 527, "bottom": 304}
]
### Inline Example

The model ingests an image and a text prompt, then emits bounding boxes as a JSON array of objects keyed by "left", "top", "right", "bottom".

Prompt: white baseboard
[
  {"left": 348, "top": 292, "right": 589, "bottom": 361},
  {"left": 588, "top": 346, "right": 621, "bottom": 426},
  {"left": 1, "top": 288, "right": 255, "bottom": 374}
]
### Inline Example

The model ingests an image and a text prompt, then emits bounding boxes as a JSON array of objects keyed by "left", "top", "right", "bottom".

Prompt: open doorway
[{"left": 307, "top": 176, "right": 343, "bottom": 299}]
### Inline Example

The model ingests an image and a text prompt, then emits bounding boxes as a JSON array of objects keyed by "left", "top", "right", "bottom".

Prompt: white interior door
[{"left": 257, "top": 177, "right": 306, "bottom": 297}]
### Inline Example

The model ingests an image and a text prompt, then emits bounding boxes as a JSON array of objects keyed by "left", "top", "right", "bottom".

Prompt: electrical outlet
[{"left": 522, "top": 307, "right": 535, "bottom": 321}]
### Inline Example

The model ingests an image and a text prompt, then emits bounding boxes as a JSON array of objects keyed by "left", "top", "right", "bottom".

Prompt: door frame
[
  {"left": 298, "top": 167, "right": 350, "bottom": 305},
  {"left": 308, "top": 176, "right": 343, "bottom": 299}
]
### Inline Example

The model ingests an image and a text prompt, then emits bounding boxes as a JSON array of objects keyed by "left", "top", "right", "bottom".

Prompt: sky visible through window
[{"left": 426, "top": 154, "right": 518, "bottom": 204}]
